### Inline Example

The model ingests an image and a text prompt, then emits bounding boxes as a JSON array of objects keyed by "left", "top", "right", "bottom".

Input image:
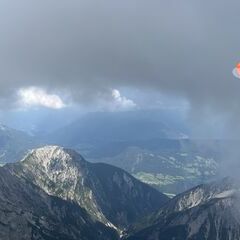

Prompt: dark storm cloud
[{"left": 0, "top": 0, "right": 240, "bottom": 116}]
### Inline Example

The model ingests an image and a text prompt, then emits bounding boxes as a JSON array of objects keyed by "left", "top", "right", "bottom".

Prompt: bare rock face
[
  {"left": 7, "top": 146, "right": 168, "bottom": 231},
  {"left": 0, "top": 166, "right": 118, "bottom": 240},
  {"left": 126, "top": 178, "right": 240, "bottom": 240}
]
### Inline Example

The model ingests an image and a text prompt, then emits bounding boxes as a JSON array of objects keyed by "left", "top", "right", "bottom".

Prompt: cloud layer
[
  {"left": 111, "top": 89, "right": 136, "bottom": 111},
  {"left": 17, "top": 87, "right": 66, "bottom": 109},
  {"left": 0, "top": 0, "right": 240, "bottom": 122}
]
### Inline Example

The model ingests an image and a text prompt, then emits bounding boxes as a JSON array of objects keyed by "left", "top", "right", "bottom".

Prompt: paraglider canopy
[
  {"left": 232, "top": 63, "right": 240, "bottom": 79},
  {"left": 236, "top": 63, "right": 240, "bottom": 75}
]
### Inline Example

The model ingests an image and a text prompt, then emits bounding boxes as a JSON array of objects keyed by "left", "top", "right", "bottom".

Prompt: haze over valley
[{"left": 0, "top": 0, "right": 240, "bottom": 239}]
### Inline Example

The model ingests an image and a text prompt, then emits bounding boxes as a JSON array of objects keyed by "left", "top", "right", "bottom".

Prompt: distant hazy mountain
[
  {"left": 0, "top": 110, "right": 223, "bottom": 196},
  {"left": 87, "top": 139, "right": 221, "bottom": 196},
  {"left": 46, "top": 110, "right": 188, "bottom": 146},
  {"left": 125, "top": 178, "right": 240, "bottom": 240},
  {"left": 0, "top": 108, "right": 84, "bottom": 136},
  {"left": 7, "top": 146, "right": 168, "bottom": 231},
  {"left": 0, "top": 164, "right": 118, "bottom": 240},
  {"left": 0, "top": 124, "right": 36, "bottom": 163},
  {"left": 42, "top": 110, "right": 223, "bottom": 196}
]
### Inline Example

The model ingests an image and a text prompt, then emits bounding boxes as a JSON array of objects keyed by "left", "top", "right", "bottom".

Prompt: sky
[{"left": 0, "top": 0, "right": 240, "bottom": 137}]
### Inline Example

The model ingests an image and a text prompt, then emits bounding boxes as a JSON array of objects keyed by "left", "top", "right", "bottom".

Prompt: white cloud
[
  {"left": 232, "top": 68, "right": 240, "bottom": 79},
  {"left": 18, "top": 87, "right": 66, "bottom": 109},
  {"left": 111, "top": 89, "right": 136, "bottom": 111}
]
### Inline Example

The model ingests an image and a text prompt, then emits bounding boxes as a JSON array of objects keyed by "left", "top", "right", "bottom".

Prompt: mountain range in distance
[
  {"left": 0, "top": 110, "right": 227, "bottom": 196},
  {"left": 0, "top": 123, "right": 36, "bottom": 164}
]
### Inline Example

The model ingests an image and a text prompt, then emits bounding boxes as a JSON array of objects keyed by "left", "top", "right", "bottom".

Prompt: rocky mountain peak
[
  {"left": 23, "top": 145, "right": 84, "bottom": 162},
  {"left": 168, "top": 177, "right": 236, "bottom": 212},
  {"left": 16, "top": 146, "right": 90, "bottom": 208},
  {"left": 21, "top": 145, "right": 86, "bottom": 173},
  {"left": 125, "top": 178, "right": 240, "bottom": 240}
]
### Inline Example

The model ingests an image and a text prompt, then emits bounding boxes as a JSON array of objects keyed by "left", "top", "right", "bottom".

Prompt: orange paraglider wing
[{"left": 236, "top": 63, "right": 240, "bottom": 76}]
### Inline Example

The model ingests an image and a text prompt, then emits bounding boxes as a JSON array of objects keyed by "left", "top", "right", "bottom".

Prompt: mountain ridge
[
  {"left": 7, "top": 145, "right": 169, "bottom": 231},
  {"left": 0, "top": 165, "right": 119, "bottom": 240},
  {"left": 125, "top": 178, "right": 240, "bottom": 240}
]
